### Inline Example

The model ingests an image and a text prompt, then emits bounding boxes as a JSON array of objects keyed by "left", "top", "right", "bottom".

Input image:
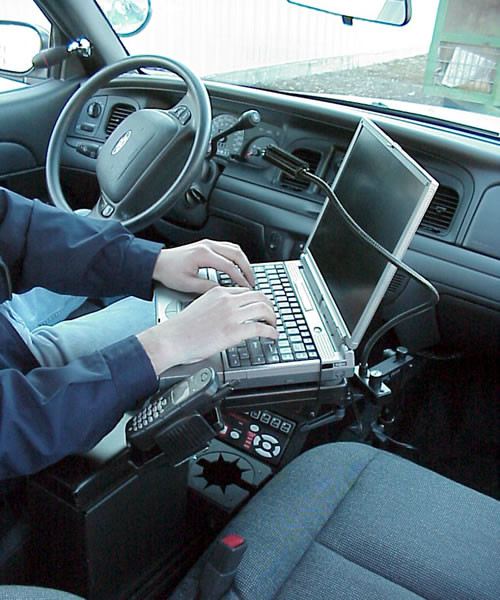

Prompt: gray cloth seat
[
  {"left": 171, "top": 442, "right": 500, "bottom": 600},
  {"left": 0, "top": 586, "right": 83, "bottom": 599}
]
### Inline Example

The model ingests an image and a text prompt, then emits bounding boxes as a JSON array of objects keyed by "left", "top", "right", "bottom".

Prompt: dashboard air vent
[
  {"left": 383, "top": 269, "right": 409, "bottom": 303},
  {"left": 280, "top": 148, "right": 321, "bottom": 192},
  {"left": 419, "top": 185, "right": 459, "bottom": 234},
  {"left": 105, "top": 103, "right": 136, "bottom": 137}
]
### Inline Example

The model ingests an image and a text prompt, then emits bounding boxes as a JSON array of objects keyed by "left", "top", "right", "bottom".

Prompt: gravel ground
[{"left": 256, "top": 54, "right": 445, "bottom": 108}]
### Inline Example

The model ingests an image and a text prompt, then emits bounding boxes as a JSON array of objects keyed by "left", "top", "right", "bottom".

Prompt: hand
[
  {"left": 152, "top": 239, "right": 255, "bottom": 294},
  {"left": 136, "top": 286, "right": 277, "bottom": 376}
]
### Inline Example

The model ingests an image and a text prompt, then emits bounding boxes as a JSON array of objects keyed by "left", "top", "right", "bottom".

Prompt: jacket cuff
[
  {"left": 101, "top": 335, "right": 159, "bottom": 411},
  {"left": 123, "top": 238, "right": 164, "bottom": 300}
]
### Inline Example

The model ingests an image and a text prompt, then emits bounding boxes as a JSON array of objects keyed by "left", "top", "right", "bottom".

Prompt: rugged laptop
[{"left": 155, "top": 117, "right": 438, "bottom": 388}]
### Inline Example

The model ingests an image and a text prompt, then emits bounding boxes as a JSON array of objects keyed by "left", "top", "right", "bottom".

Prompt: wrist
[
  {"left": 136, "top": 326, "right": 176, "bottom": 376},
  {"left": 152, "top": 248, "right": 167, "bottom": 283}
]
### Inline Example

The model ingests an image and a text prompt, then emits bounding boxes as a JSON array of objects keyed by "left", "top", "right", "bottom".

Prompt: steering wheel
[{"left": 46, "top": 55, "right": 212, "bottom": 232}]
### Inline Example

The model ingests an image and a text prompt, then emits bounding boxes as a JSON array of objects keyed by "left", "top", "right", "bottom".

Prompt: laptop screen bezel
[{"left": 301, "top": 117, "right": 438, "bottom": 350}]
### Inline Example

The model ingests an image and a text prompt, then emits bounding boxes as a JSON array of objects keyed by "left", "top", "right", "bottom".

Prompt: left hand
[{"left": 152, "top": 239, "right": 255, "bottom": 294}]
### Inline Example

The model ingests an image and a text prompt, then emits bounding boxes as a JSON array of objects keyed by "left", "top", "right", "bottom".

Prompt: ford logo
[{"left": 111, "top": 130, "right": 132, "bottom": 155}]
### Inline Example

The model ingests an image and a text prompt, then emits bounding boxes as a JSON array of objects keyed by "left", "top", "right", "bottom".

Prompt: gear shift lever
[{"left": 208, "top": 110, "right": 261, "bottom": 158}]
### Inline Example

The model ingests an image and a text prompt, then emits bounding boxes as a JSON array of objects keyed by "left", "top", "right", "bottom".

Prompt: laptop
[{"left": 155, "top": 117, "right": 438, "bottom": 389}]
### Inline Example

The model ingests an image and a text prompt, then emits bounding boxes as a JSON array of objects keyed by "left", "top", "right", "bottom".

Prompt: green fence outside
[{"left": 424, "top": 0, "right": 500, "bottom": 115}]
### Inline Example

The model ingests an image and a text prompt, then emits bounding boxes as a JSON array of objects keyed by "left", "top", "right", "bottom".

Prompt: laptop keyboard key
[
  {"left": 251, "top": 354, "right": 266, "bottom": 365},
  {"left": 262, "top": 341, "right": 280, "bottom": 363},
  {"left": 238, "top": 348, "right": 250, "bottom": 360},
  {"left": 219, "top": 265, "right": 319, "bottom": 368},
  {"left": 227, "top": 352, "right": 241, "bottom": 367}
]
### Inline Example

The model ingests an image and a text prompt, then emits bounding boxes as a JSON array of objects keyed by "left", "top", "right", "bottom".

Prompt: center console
[
  {"left": 186, "top": 379, "right": 349, "bottom": 518},
  {"left": 218, "top": 408, "right": 296, "bottom": 465},
  {"left": 26, "top": 416, "right": 189, "bottom": 600},
  {"left": 24, "top": 374, "right": 350, "bottom": 598}
]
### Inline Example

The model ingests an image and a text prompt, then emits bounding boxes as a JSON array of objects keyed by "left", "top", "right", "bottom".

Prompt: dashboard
[{"left": 61, "top": 76, "right": 500, "bottom": 354}]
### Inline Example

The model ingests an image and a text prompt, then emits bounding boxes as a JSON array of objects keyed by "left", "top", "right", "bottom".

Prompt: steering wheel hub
[{"left": 46, "top": 55, "right": 212, "bottom": 232}]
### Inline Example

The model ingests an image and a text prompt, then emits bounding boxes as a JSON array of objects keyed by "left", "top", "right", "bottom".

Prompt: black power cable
[{"left": 263, "top": 145, "right": 439, "bottom": 374}]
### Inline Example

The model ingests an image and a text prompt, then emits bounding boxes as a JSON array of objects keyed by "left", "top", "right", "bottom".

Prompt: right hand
[{"left": 137, "top": 286, "right": 277, "bottom": 376}]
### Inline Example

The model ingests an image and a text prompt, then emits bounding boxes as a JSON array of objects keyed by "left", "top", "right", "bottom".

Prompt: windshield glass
[{"left": 98, "top": 0, "right": 500, "bottom": 136}]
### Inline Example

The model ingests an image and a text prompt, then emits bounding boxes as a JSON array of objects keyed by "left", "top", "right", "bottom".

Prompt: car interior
[{"left": 0, "top": 1, "right": 498, "bottom": 599}]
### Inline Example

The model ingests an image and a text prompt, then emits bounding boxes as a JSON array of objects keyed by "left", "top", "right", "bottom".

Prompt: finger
[
  {"left": 206, "top": 242, "right": 255, "bottom": 287},
  {"left": 211, "top": 254, "right": 254, "bottom": 288},
  {"left": 236, "top": 300, "right": 277, "bottom": 327},
  {"left": 192, "top": 250, "right": 243, "bottom": 286},
  {"left": 213, "top": 285, "right": 254, "bottom": 296},
  {"left": 222, "top": 287, "right": 275, "bottom": 311},
  {"left": 186, "top": 286, "right": 259, "bottom": 309},
  {"left": 240, "top": 320, "right": 278, "bottom": 340}
]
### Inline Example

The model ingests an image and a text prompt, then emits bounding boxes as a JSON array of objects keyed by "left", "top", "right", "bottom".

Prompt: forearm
[
  {"left": 22, "top": 201, "right": 164, "bottom": 298},
  {"left": 0, "top": 189, "right": 163, "bottom": 299},
  {"left": 0, "top": 336, "right": 158, "bottom": 479}
]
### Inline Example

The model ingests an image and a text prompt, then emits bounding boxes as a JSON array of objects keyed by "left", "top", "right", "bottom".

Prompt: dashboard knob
[{"left": 87, "top": 102, "right": 101, "bottom": 118}]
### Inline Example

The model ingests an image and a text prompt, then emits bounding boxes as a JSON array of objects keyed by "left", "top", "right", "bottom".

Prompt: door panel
[{"left": 0, "top": 80, "right": 79, "bottom": 199}]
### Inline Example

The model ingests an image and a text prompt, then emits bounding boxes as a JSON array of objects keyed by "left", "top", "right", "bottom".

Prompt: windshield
[{"left": 99, "top": 0, "right": 500, "bottom": 136}]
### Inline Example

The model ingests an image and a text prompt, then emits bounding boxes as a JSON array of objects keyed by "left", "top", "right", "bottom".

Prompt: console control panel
[{"left": 218, "top": 409, "right": 296, "bottom": 465}]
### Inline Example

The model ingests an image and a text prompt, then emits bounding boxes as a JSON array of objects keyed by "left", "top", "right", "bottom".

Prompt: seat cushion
[
  {"left": 171, "top": 442, "right": 500, "bottom": 600},
  {"left": 0, "top": 586, "right": 84, "bottom": 599}
]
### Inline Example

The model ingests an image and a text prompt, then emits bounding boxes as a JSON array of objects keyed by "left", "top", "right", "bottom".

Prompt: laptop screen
[{"left": 306, "top": 118, "right": 437, "bottom": 347}]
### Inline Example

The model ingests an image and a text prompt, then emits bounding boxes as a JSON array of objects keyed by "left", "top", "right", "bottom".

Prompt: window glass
[{"left": 102, "top": 0, "right": 500, "bottom": 137}]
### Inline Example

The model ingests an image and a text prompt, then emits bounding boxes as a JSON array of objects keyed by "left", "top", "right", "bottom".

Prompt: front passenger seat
[
  {"left": 0, "top": 586, "right": 83, "bottom": 599},
  {"left": 171, "top": 442, "right": 499, "bottom": 599}
]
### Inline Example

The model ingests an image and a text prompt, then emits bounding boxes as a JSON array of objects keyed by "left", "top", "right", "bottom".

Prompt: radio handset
[{"left": 126, "top": 368, "right": 236, "bottom": 466}]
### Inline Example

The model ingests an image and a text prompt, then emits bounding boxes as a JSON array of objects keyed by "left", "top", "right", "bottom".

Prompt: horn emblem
[{"left": 111, "top": 130, "right": 132, "bottom": 155}]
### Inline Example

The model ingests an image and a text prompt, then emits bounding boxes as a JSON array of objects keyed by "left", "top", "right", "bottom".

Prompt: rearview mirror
[
  {"left": 0, "top": 21, "right": 43, "bottom": 73},
  {"left": 287, "top": 0, "right": 411, "bottom": 26}
]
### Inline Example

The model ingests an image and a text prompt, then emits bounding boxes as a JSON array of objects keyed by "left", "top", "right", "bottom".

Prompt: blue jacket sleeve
[
  {"left": 0, "top": 187, "right": 164, "bottom": 479},
  {"left": 0, "top": 332, "right": 159, "bottom": 480},
  {"left": 0, "top": 187, "right": 164, "bottom": 299}
]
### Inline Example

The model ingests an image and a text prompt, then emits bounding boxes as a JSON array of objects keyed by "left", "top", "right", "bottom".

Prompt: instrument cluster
[{"left": 211, "top": 112, "right": 283, "bottom": 168}]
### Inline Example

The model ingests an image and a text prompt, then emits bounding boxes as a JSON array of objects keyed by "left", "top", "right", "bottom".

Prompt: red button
[{"left": 222, "top": 533, "right": 246, "bottom": 548}]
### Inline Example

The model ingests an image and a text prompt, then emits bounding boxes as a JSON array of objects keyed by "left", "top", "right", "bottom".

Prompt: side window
[{"left": 0, "top": 0, "right": 51, "bottom": 93}]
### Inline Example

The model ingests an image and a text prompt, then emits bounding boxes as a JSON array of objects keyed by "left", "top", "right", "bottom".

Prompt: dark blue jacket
[{"left": 0, "top": 188, "right": 163, "bottom": 479}]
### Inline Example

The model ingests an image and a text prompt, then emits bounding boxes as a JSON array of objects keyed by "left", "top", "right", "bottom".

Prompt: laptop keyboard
[{"left": 218, "top": 264, "right": 319, "bottom": 367}]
